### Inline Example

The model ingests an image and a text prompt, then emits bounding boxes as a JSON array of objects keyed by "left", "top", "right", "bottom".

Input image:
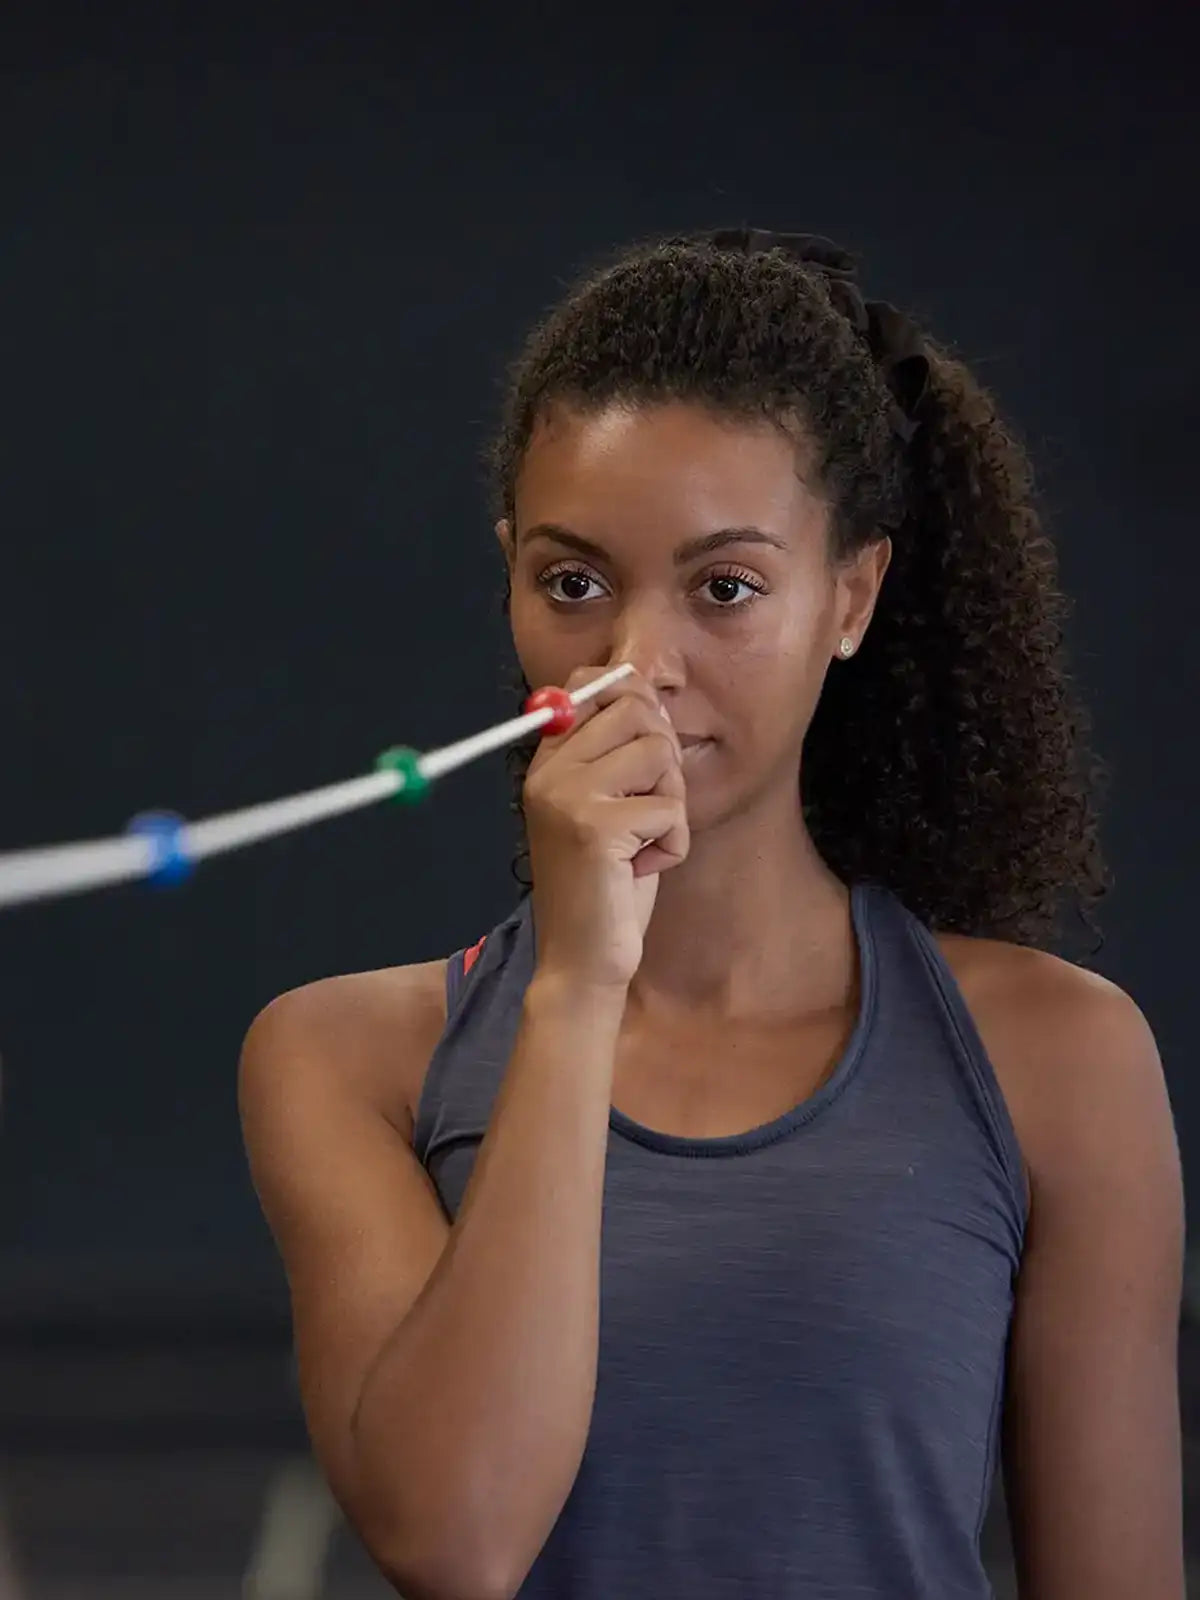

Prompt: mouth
[{"left": 679, "top": 736, "right": 714, "bottom": 760}]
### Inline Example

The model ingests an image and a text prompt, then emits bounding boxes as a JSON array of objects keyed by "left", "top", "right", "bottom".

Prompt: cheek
[
  {"left": 704, "top": 607, "right": 831, "bottom": 747},
  {"left": 731, "top": 590, "right": 831, "bottom": 678}
]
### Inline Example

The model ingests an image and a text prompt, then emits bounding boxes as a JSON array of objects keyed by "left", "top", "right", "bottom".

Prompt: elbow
[
  {"left": 347, "top": 1435, "right": 541, "bottom": 1599},
  {"left": 371, "top": 1522, "right": 529, "bottom": 1600},
  {"left": 379, "top": 1555, "right": 524, "bottom": 1600}
]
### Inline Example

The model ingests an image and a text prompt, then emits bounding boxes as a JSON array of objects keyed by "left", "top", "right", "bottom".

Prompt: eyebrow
[{"left": 522, "top": 522, "right": 789, "bottom": 566}]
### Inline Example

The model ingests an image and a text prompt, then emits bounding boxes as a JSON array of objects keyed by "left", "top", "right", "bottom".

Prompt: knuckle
[
  {"left": 530, "top": 782, "right": 595, "bottom": 841},
  {"left": 625, "top": 692, "right": 662, "bottom": 730},
  {"left": 647, "top": 729, "right": 679, "bottom": 763},
  {"left": 566, "top": 807, "right": 606, "bottom": 851}
]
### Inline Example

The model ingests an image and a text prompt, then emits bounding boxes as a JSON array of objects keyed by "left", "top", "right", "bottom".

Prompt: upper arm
[
  {"left": 999, "top": 972, "right": 1185, "bottom": 1599},
  {"left": 238, "top": 965, "right": 451, "bottom": 1525}
]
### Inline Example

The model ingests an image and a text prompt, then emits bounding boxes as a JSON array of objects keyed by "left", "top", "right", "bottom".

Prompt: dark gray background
[{"left": 1, "top": 2, "right": 1196, "bottom": 1313}]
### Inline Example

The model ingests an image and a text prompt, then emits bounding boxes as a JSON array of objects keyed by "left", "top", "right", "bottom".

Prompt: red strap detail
[{"left": 462, "top": 936, "right": 486, "bottom": 976}]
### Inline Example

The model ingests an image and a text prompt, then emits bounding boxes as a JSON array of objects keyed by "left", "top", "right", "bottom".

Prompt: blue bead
[{"left": 126, "top": 809, "right": 194, "bottom": 887}]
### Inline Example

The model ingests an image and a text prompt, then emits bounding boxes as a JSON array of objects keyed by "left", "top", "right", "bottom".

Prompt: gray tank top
[{"left": 415, "top": 882, "right": 1027, "bottom": 1598}]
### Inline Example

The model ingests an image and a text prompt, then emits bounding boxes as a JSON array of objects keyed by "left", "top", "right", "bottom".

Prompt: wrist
[{"left": 525, "top": 966, "right": 630, "bottom": 1027}]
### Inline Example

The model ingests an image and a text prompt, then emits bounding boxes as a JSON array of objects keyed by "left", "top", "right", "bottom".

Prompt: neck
[{"left": 631, "top": 783, "right": 855, "bottom": 1022}]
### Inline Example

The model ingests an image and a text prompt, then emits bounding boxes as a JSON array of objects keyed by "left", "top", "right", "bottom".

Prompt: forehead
[{"left": 514, "top": 401, "right": 828, "bottom": 543}]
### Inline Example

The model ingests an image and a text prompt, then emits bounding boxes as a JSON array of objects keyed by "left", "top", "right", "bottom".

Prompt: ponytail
[{"left": 804, "top": 341, "right": 1107, "bottom": 947}]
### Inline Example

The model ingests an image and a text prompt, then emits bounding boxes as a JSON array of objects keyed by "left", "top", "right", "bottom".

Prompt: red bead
[{"left": 524, "top": 685, "right": 576, "bottom": 736}]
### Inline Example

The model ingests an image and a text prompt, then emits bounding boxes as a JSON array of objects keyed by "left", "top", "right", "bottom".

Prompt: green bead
[{"left": 375, "top": 746, "right": 431, "bottom": 803}]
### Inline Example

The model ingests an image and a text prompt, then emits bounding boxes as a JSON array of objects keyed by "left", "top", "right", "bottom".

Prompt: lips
[{"left": 678, "top": 735, "right": 710, "bottom": 748}]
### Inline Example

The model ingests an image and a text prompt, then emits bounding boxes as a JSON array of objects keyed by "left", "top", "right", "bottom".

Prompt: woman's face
[{"left": 501, "top": 401, "right": 889, "bottom": 834}]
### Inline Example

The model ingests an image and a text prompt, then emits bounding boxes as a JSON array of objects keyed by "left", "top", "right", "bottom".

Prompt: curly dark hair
[{"left": 487, "top": 235, "right": 1108, "bottom": 953}]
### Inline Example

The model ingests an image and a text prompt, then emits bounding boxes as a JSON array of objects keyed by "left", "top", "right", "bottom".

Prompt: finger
[
  {"left": 585, "top": 730, "right": 682, "bottom": 797},
  {"left": 587, "top": 740, "right": 688, "bottom": 869},
  {"left": 559, "top": 694, "right": 681, "bottom": 768},
  {"left": 563, "top": 662, "right": 656, "bottom": 706},
  {"left": 638, "top": 748, "right": 689, "bottom": 868},
  {"left": 524, "top": 664, "right": 634, "bottom": 764},
  {"left": 599, "top": 794, "right": 690, "bottom": 860},
  {"left": 562, "top": 664, "right": 665, "bottom": 730},
  {"left": 528, "top": 667, "right": 674, "bottom": 775},
  {"left": 631, "top": 837, "right": 687, "bottom": 878}
]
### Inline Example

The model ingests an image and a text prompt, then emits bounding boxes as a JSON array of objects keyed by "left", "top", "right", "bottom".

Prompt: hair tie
[{"left": 705, "top": 226, "right": 931, "bottom": 444}]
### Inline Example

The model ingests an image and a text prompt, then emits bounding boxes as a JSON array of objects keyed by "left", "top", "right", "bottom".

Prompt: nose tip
[
  {"left": 609, "top": 600, "right": 686, "bottom": 694},
  {"left": 611, "top": 643, "right": 684, "bottom": 694},
  {"left": 613, "top": 656, "right": 682, "bottom": 700}
]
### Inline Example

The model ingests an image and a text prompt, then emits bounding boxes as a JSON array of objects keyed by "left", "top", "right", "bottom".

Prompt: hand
[{"left": 522, "top": 667, "right": 689, "bottom": 990}]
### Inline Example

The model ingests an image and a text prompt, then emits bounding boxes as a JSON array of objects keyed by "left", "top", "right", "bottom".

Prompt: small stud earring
[{"left": 838, "top": 636, "right": 855, "bottom": 659}]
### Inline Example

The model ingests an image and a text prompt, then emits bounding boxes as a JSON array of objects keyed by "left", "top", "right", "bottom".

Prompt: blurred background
[{"left": 0, "top": 2, "right": 1197, "bottom": 1594}]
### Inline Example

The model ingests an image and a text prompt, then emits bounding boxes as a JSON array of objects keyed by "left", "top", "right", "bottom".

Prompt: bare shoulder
[
  {"left": 934, "top": 931, "right": 1171, "bottom": 1190},
  {"left": 237, "top": 962, "right": 457, "bottom": 1544},
  {"left": 239, "top": 958, "right": 449, "bottom": 1142},
  {"left": 935, "top": 929, "right": 1137, "bottom": 1038},
  {"left": 934, "top": 943, "right": 1185, "bottom": 1594}
]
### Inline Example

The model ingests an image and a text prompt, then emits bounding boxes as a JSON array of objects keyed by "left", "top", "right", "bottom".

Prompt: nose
[{"left": 608, "top": 595, "right": 686, "bottom": 698}]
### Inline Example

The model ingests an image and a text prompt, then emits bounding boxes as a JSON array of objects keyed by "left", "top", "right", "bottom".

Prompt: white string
[{"left": 0, "top": 663, "right": 634, "bottom": 912}]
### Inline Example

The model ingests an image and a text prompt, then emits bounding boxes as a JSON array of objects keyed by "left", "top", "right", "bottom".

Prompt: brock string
[{"left": 0, "top": 664, "right": 634, "bottom": 912}]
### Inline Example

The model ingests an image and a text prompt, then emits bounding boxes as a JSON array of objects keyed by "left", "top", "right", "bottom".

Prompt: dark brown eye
[
  {"left": 699, "top": 568, "right": 765, "bottom": 608},
  {"left": 538, "top": 564, "right": 607, "bottom": 604},
  {"left": 708, "top": 576, "right": 743, "bottom": 604}
]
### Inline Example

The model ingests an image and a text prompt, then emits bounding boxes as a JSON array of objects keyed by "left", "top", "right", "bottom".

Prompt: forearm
[{"left": 351, "top": 970, "right": 625, "bottom": 1594}]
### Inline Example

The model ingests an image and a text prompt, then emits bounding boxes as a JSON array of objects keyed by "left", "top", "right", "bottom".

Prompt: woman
[{"left": 239, "top": 230, "right": 1185, "bottom": 1598}]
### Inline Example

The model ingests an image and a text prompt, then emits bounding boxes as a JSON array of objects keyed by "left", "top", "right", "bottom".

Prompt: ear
[
  {"left": 833, "top": 536, "right": 892, "bottom": 655},
  {"left": 496, "top": 518, "right": 515, "bottom": 572}
]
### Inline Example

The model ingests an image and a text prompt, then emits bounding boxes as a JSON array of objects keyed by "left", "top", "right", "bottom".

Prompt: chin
[
  {"left": 682, "top": 747, "right": 795, "bottom": 838},
  {"left": 680, "top": 742, "right": 730, "bottom": 825}
]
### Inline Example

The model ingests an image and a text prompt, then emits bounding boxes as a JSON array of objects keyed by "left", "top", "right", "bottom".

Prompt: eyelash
[{"left": 537, "top": 561, "right": 767, "bottom": 609}]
